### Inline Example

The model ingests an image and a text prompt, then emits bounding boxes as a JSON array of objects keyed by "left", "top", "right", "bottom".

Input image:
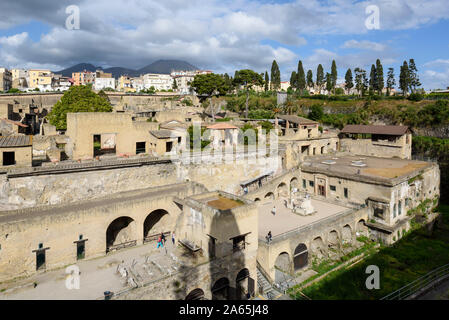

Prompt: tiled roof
[
  {"left": 0, "top": 135, "right": 32, "bottom": 147},
  {"left": 340, "top": 125, "right": 409, "bottom": 136}
]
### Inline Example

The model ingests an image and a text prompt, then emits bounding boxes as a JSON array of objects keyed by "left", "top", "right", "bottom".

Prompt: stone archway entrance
[
  {"left": 143, "top": 209, "right": 169, "bottom": 241},
  {"left": 293, "top": 243, "right": 308, "bottom": 271},
  {"left": 211, "top": 277, "right": 230, "bottom": 300},
  {"left": 106, "top": 216, "right": 136, "bottom": 253},
  {"left": 274, "top": 252, "right": 292, "bottom": 283},
  {"left": 236, "top": 268, "right": 252, "bottom": 300},
  {"left": 186, "top": 288, "right": 205, "bottom": 300}
]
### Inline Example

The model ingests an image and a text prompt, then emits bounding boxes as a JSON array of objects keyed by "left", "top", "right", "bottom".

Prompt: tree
[
  {"left": 172, "top": 78, "right": 178, "bottom": 90},
  {"left": 330, "top": 60, "right": 337, "bottom": 94},
  {"left": 297, "top": 60, "right": 306, "bottom": 94},
  {"left": 308, "top": 104, "right": 324, "bottom": 121},
  {"left": 190, "top": 73, "right": 227, "bottom": 121},
  {"left": 233, "top": 69, "right": 264, "bottom": 118},
  {"left": 48, "top": 85, "right": 112, "bottom": 130},
  {"left": 375, "top": 59, "right": 384, "bottom": 95},
  {"left": 386, "top": 67, "right": 395, "bottom": 96},
  {"left": 344, "top": 68, "right": 354, "bottom": 95},
  {"left": 306, "top": 70, "right": 314, "bottom": 90},
  {"left": 264, "top": 71, "right": 269, "bottom": 92},
  {"left": 270, "top": 60, "right": 281, "bottom": 91},
  {"left": 316, "top": 64, "right": 324, "bottom": 94},
  {"left": 408, "top": 59, "right": 421, "bottom": 93},
  {"left": 399, "top": 61, "right": 410, "bottom": 96},
  {"left": 325, "top": 72, "right": 332, "bottom": 94},
  {"left": 290, "top": 71, "right": 298, "bottom": 90},
  {"left": 354, "top": 68, "right": 367, "bottom": 97},
  {"left": 369, "top": 64, "right": 377, "bottom": 95}
]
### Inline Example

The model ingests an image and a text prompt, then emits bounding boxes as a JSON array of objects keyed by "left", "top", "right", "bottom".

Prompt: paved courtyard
[
  {"left": 258, "top": 198, "right": 349, "bottom": 238},
  {"left": 0, "top": 240, "right": 180, "bottom": 300}
]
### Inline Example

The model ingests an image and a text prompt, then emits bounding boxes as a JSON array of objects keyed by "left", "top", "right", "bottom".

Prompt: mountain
[
  {"left": 137, "top": 60, "right": 198, "bottom": 75},
  {"left": 54, "top": 60, "right": 199, "bottom": 78},
  {"left": 54, "top": 63, "right": 101, "bottom": 77}
]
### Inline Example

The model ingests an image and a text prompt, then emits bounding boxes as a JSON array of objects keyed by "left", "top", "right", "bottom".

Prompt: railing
[
  {"left": 106, "top": 240, "right": 137, "bottom": 253},
  {"left": 381, "top": 263, "right": 449, "bottom": 300}
]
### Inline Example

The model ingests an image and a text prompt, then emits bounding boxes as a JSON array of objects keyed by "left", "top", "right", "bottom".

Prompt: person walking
[
  {"left": 157, "top": 235, "right": 163, "bottom": 249},
  {"left": 161, "top": 232, "right": 166, "bottom": 244},
  {"left": 171, "top": 232, "right": 176, "bottom": 245},
  {"left": 271, "top": 206, "right": 276, "bottom": 216}
]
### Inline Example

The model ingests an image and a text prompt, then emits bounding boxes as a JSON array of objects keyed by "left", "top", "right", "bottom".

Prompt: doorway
[
  {"left": 3, "top": 152, "right": 15, "bottom": 166},
  {"left": 318, "top": 185, "right": 326, "bottom": 196}
]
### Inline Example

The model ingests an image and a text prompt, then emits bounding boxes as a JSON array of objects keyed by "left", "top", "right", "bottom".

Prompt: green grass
[{"left": 289, "top": 204, "right": 449, "bottom": 300}]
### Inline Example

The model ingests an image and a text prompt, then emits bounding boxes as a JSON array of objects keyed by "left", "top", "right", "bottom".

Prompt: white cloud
[{"left": 342, "top": 40, "right": 387, "bottom": 52}]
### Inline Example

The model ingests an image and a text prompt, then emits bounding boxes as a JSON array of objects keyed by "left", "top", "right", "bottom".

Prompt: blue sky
[{"left": 0, "top": 0, "right": 448, "bottom": 89}]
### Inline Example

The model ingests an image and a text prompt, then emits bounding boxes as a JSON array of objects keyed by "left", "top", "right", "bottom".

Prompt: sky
[{"left": 0, "top": 0, "right": 448, "bottom": 90}]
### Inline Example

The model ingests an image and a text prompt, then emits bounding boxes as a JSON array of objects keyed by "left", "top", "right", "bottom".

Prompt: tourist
[
  {"left": 157, "top": 235, "right": 163, "bottom": 249},
  {"left": 172, "top": 232, "right": 176, "bottom": 245},
  {"left": 271, "top": 206, "right": 276, "bottom": 216},
  {"left": 161, "top": 232, "right": 166, "bottom": 244},
  {"left": 243, "top": 186, "right": 248, "bottom": 195},
  {"left": 267, "top": 231, "right": 272, "bottom": 244}
]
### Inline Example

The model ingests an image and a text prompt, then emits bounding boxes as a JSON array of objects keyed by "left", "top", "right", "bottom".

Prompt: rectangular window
[
  {"left": 374, "top": 208, "right": 384, "bottom": 219},
  {"left": 302, "top": 179, "right": 306, "bottom": 189},
  {"left": 3, "top": 151, "right": 15, "bottom": 166},
  {"left": 344, "top": 188, "right": 348, "bottom": 198},
  {"left": 330, "top": 185, "right": 336, "bottom": 191},
  {"left": 309, "top": 180, "right": 314, "bottom": 187},
  {"left": 136, "top": 142, "right": 146, "bottom": 154},
  {"left": 232, "top": 235, "right": 246, "bottom": 252}
]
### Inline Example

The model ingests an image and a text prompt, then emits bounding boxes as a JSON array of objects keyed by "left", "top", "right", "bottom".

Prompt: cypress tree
[
  {"left": 290, "top": 71, "right": 297, "bottom": 90},
  {"left": 264, "top": 71, "right": 269, "bottom": 92},
  {"left": 386, "top": 67, "right": 395, "bottom": 96},
  {"left": 399, "top": 61, "right": 410, "bottom": 96},
  {"left": 330, "top": 60, "right": 337, "bottom": 94},
  {"left": 408, "top": 59, "right": 421, "bottom": 93},
  {"left": 306, "top": 70, "right": 314, "bottom": 89},
  {"left": 316, "top": 64, "right": 324, "bottom": 94},
  {"left": 369, "top": 64, "right": 377, "bottom": 94},
  {"left": 297, "top": 60, "right": 306, "bottom": 93},
  {"left": 270, "top": 60, "right": 281, "bottom": 91},
  {"left": 344, "top": 68, "right": 353, "bottom": 95},
  {"left": 375, "top": 59, "right": 384, "bottom": 95}
]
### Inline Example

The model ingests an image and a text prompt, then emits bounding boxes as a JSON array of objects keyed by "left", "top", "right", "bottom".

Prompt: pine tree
[
  {"left": 375, "top": 59, "right": 384, "bottom": 95},
  {"left": 399, "top": 61, "right": 410, "bottom": 96},
  {"left": 297, "top": 60, "right": 306, "bottom": 94},
  {"left": 270, "top": 60, "right": 281, "bottom": 91},
  {"left": 344, "top": 68, "right": 353, "bottom": 95},
  {"left": 408, "top": 59, "right": 421, "bottom": 93},
  {"left": 386, "top": 68, "right": 395, "bottom": 96},
  {"left": 264, "top": 71, "right": 269, "bottom": 92},
  {"left": 306, "top": 70, "right": 314, "bottom": 90},
  {"left": 369, "top": 64, "right": 377, "bottom": 95},
  {"left": 290, "top": 71, "right": 297, "bottom": 90},
  {"left": 330, "top": 60, "right": 337, "bottom": 94},
  {"left": 316, "top": 64, "right": 324, "bottom": 94}
]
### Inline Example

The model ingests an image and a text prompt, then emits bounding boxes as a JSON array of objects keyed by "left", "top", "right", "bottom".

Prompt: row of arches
[
  {"left": 273, "top": 219, "right": 368, "bottom": 280},
  {"left": 185, "top": 268, "right": 253, "bottom": 300},
  {"left": 253, "top": 177, "right": 300, "bottom": 203},
  {"left": 106, "top": 209, "right": 170, "bottom": 252}
]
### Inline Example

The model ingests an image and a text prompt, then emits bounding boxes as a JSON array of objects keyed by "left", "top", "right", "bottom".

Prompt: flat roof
[
  {"left": 301, "top": 154, "right": 431, "bottom": 185},
  {"left": 340, "top": 124, "right": 409, "bottom": 136},
  {"left": 0, "top": 135, "right": 32, "bottom": 148},
  {"left": 149, "top": 129, "right": 181, "bottom": 139},
  {"left": 277, "top": 115, "right": 318, "bottom": 125},
  {"left": 258, "top": 198, "right": 349, "bottom": 238}
]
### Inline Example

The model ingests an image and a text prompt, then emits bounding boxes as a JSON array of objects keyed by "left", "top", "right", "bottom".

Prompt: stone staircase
[{"left": 257, "top": 267, "right": 274, "bottom": 297}]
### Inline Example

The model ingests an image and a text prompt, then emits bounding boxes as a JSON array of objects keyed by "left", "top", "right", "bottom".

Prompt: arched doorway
[
  {"left": 293, "top": 243, "right": 308, "bottom": 271},
  {"left": 211, "top": 277, "right": 230, "bottom": 300},
  {"left": 264, "top": 192, "right": 274, "bottom": 200},
  {"left": 185, "top": 288, "right": 205, "bottom": 300},
  {"left": 274, "top": 252, "right": 291, "bottom": 283},
  {"left": 328, "top": 230, "right": 339, "bottom": 258},
  {"left": 356, "top": 219, "right": 368, "bottom": 237},
  {"left": 254, "top": 198, "right": 261, "bottom": 202},
  {"left": 342, "top": 225, "right": 352, "bottom": 244},
  {"left": 143, "top": 209, "right": 169, "bottom": 240},
  {"left": 290, "top": 178, "right": 299, "bottom": 192},
  {"left": 236, "top": 268, "right": 250, "bottom": 300},
  {"left": 311, "top": 237, "right": 326, "bottom": 259},
  {"left": 106, "top": 216, "right": 136, "bottom": 252},
  {"left": 277, "top": 182, "right": 288, "bottom": 198}
]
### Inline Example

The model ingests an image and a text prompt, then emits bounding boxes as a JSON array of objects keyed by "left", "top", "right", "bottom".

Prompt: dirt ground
[{"left": 207, "top": 196, "right": 244, "bottom": 210}]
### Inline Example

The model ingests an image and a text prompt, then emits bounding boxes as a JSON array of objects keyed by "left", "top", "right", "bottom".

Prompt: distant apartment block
[
  {"left": 143, "top": 73, "right": 173, "bottom": 91},
  {"left": 0, "top": 68, "right": 12, "bottom": 92},
  {"left": 72, "top": 70, "right": 96, "bottom": 86},
  {"left": 94, "top": 77, "right": 116, "bottom": 91}
]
